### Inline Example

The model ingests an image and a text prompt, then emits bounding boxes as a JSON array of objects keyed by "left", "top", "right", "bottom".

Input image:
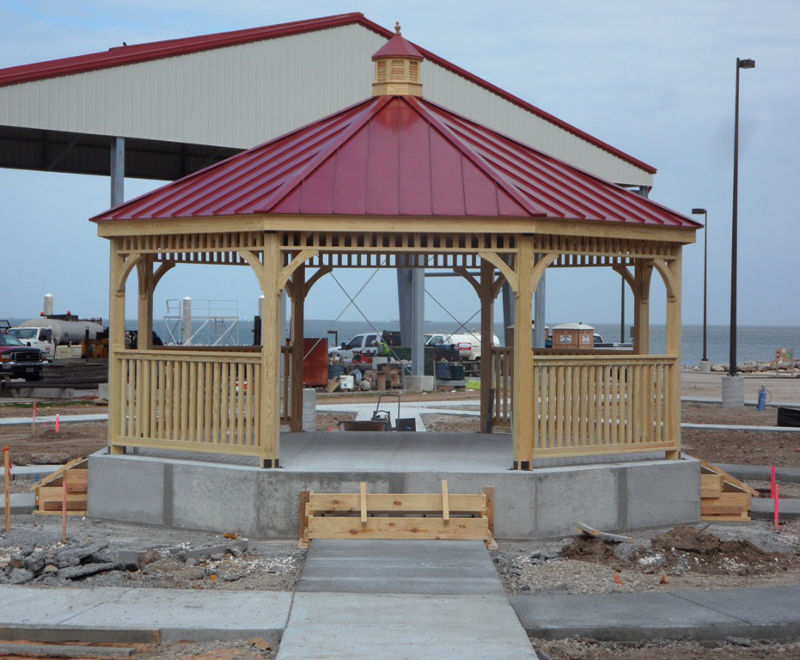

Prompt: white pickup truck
[
  {"left": 329, "top": 332, "right": 384, "bottom": 363},
  {"left": 424, "top": 332, "right": 499, "bottom": 360},
  {"left": 7, "top": 326, "right": 55, "bottom": 360}
]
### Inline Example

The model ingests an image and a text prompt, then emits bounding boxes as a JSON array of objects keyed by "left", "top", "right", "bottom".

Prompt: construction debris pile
[
  {"left": 0, "top": 527, "right": 305, "bottom": 589},
  {"left": 493, "top": 523, "right": 800, "bottom": 596}
]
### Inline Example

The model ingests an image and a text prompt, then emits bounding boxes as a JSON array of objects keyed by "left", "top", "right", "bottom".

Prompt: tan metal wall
[{"left": 0, "top": 23, "right": 652, "bottom": 186}]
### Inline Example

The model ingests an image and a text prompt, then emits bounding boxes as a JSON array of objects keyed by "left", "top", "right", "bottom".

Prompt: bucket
[{"left": 339, "top": 374, "right": 355, "bottom": 391}]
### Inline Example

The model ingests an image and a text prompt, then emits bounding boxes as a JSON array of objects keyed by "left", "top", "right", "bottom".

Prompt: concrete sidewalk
[
  {"left": 0, "top": 545, "right": 798, "bottom": 652},
  {"left": 0, "top": 585, "right": 291, "bottom": 643},
  {"left": 512, "top": 584, "right": 800, "bottom": 642},
  {"left": 278, "top": 540, "right": 535, "bottom": 659}
]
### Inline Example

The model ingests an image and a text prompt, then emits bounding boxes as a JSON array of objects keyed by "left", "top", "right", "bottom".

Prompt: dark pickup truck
[{"left": 0, "top": 331, "right": 45, "bottom": 381}]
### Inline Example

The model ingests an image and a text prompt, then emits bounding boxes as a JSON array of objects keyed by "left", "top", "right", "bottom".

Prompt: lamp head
[
  {"left": 738, "top": 58, "right": 756, "bottom": 69},
  {"left": 691, "top": 208, "right": 707, "bottom": 215}
]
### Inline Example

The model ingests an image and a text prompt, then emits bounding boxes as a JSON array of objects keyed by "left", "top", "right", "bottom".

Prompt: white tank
[
  {"left": 18, "top": 318, "right": 104, "bottom": 345},
  {"left": 43, "top": 293, "right": 54, "bottom": 317}
]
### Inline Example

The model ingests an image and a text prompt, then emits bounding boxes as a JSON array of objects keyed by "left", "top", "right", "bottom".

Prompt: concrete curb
[
  {"left": 0, "top": 624, "right": 160, "bottom": 644},
  {"left": 751, "top": 498, "right": 800, "bottom": 520},
  {"left": 0, "top": 492, "right": 35, "bottom": 514},
  {"left": 715, "top": 464, "right": 800, "bottom": 484}
]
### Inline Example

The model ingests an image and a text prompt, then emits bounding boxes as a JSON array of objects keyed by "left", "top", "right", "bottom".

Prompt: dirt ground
[{"left": 530, "top": 638, "right": 800, "bottom": 659}]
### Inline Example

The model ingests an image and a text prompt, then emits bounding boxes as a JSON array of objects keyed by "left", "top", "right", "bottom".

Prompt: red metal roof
[
  {"left": 372, "top": 29, "right": 423, "bottom": 60},
  {"left": 93, "top": 95, "right": 698, "bottom": 229},
  {"left": 0, "top": 13, "right": 656, "bottom": 175}
]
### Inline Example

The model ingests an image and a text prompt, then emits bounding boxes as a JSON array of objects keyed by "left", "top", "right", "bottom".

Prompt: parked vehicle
[
  {"left": 424, "top": 332, "right": 499, "bottom": 360},
  {"left": 0, "top": 329, "right": 46, "bottom": 381},
  {"left": 329, "top": 331, "right": 392, "bottom": 363},
  {"left": 7, "top": 326, "right": 55, "bottom": 359}
]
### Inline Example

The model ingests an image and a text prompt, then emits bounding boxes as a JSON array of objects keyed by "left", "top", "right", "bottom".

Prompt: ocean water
[
  {"left": 159, "top": 319, "right": 797, "bottom": 368},
  {"left": 10, "top": 316, "right": 794, "bottom": 368}
]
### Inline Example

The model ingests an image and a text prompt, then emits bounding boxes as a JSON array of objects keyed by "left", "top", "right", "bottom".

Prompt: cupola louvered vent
[{"left": 371, "top": 22, "right": 423, "bottom": 97}]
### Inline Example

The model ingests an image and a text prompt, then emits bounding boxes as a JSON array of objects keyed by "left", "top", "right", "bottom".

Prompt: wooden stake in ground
[
  {"left": 31, "top": 402, "right": 37, "bottom": 438},
  {"left": 61, "top": 480, "right": 67, "bottom": 543},
  {"left": 4, "top": 446, "right": 10, "bottom": 532}
]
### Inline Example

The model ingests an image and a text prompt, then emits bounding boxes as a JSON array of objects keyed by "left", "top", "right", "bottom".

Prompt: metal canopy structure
[
  {"left": 93, "top": 30, "right": 698, "bottom": 470},
  {"left": 0, "top": 13, "right": 655, "bottom": 187}
]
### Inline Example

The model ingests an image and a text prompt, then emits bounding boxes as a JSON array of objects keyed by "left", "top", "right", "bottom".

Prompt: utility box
[{"left": 552, "top": 322, "right": 594, "bottom": 350}]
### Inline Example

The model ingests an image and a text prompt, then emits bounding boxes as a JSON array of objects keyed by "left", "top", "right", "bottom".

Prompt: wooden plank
[
  {"left": 38, "top": 488, "right": 88, "bottom": 502},
  {"left": 308, "top": 493, "right": 487, "bottom": 514},
  {"left": 307, "top": 516, "right": 491, "bottom": 541},
  {"left": 701, "top": 492, "right": 751, "bottom": 516},
  {"left": 29, "top": 458, "right": 87, "bottom": 490},
  {"left": 701, "top": 474, "right": 723, "bottom": 498},
  {"left": 442, "top": 480, "right": 449, "bottom": 521},
  {"left": 574, "top": 520, "right": 634, "bottom": 543},
  {"left": 698, "top": 459, "right": 759, "bottom": 496},
  {"left": 701, "top": 513, "right": 751, "bottom": 522}
]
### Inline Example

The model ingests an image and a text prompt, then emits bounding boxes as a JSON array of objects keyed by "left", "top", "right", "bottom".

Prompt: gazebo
[{"left": 93, "top": 27, "right": 699, "bottom": 471}]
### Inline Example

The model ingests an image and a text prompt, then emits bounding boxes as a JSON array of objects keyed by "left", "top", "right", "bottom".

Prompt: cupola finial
[{"left": 371, "top": 22, "right": 424, "bottom": 97}]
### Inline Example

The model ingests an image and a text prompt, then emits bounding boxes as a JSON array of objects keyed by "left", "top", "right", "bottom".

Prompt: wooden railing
[
  {"left": 114, "top": 348, "right": 262, "bottom": 456},
  {"left": 531, "top": 353, "right": 678, "bottom": 458},
  {"left": 491, "top": 347, "right": 512, "bottom": 424}
]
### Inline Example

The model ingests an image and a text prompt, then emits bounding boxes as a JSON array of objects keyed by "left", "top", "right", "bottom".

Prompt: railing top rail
[
  {"left": 532, "top": 353, "right": 677, "bottom": 364},
  {"left": 117, "top": 347, "right": 261, "bottom": 360}
]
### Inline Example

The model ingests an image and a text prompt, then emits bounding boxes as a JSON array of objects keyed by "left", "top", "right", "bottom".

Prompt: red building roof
[
  {"left": 93, "top": 95, "right": 697, "bottom": 228},
  {"left": 0, "top": 13, "right": 656, "bottom": 175}
]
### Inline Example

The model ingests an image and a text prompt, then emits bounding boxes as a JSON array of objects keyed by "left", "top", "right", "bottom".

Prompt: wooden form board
[
  {"left": 30, "top": 458, "right": 88, "bottom": 516},
  {"left": 299, "top": 481, "right": 495, "bottom": 548},
  {"left": 699, "top": 460, "right": 755, "bottom": 522}
]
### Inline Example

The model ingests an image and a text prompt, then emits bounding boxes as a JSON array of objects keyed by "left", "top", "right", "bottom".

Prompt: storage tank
[{"left": 18, "top": 318, "right": 104, "bottom": 345}]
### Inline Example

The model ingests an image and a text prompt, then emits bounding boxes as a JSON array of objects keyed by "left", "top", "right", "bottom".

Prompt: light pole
[
  {"left": 730, "top": 57, "right": 755, "bottom": 378},
  {"left": 692, "top": 208, "right": 708, "bottom": 366}
]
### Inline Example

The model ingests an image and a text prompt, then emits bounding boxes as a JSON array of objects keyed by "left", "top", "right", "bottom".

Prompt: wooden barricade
[
  {"left": 30, "top": 457, "right": 88, "bottom": 516},
  {"left": 700, "top": 459, "right": 757, "bottom": 521},
  {"left": 299, "top": 481, "right": 495, "bottom": 548}
]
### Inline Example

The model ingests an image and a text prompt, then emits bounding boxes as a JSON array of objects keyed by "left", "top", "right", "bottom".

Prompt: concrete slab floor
[
  {"left": 278, "top": 592, "right": 536, "bottom": 660},
  {"left": 298, "top": 539, "right": 504, "bottom": 595}
]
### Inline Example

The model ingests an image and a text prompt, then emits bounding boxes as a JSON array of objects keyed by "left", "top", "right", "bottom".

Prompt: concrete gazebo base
[{"left": 87, "top": 433, "right": 700, "bottom": 540}]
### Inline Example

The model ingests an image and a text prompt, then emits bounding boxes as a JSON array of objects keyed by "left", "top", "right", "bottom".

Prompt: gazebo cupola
[{"left": 372, "top": 22, "right": 423, "bottom": 97}]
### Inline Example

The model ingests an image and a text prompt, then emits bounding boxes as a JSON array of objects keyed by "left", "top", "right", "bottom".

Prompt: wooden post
[
  {"left": 482, "top": 486, "right": 495, "bottom": 538},
  {"left": 108, "top": 241, "right": 127, "bottom": 455},
  {"left": 61, "top": 480, "right": 67, "bottom": 543},
  {"left": 664, "top": 251, "right": 682, "bottom": 460},
  {"left": 136, "top": 256, "right": 154, "bottom": 350},
  {"left": 298, "top": 490, "right": 310, "bottom": 548},
  {"left": 633, "top": 260, "right": 652, "bottom": 355},
  {"left": 260, "top": 232, "right": 282, "bottom": 468},
  {"left": 479, "top": 259, "right": 494, "bottom": 433},
  {"left": 289, "top": 263, "right": 305, "bottom": 432},
  {"left": 512, "top": 236, "right": 535, "bottom": 470}
]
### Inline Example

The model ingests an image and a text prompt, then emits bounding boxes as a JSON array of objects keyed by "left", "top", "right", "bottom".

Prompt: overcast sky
[{"left": 1, "top": 1, "right": 797, "bottom": 329}]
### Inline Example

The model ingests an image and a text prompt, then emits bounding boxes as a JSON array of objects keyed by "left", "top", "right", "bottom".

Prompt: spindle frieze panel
[
  {"left": 280, "top": 231, "right": 517, "bottom": 254},
  {"left": 534, "top": 235, "right": 676, "bottom": 261},
  {"left": 119, "top": 232, "right": 264, "bottom": 256}
]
